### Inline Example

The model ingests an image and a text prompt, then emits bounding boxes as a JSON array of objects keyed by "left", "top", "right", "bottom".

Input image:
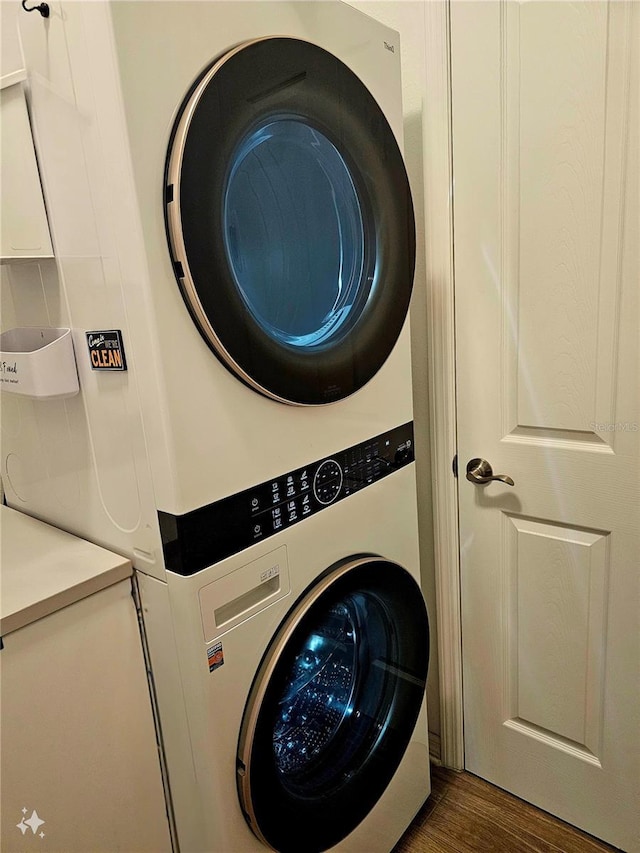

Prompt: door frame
[{"left": 422, "top": 0, "right": 464, "bottom": 770}]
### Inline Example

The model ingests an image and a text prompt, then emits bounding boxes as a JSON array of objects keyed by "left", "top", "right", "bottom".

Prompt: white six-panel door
[{"left": 451, "top": 1, "right": 639, "bottom": 849}]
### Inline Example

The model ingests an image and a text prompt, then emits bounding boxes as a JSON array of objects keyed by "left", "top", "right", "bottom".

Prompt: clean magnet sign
[{"left": 86, "top": 330, "right": 127, "bottom": 371}]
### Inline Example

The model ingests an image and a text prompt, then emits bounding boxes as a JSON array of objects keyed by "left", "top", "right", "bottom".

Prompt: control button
[
  {"left": 394, "top": 441, "right": 414, "bottom": 465},
  {"left": 271, "top": 490, "right": 280, "bottom": 505},
  {"left": 253, "top": 523, "right": 263, "bottom": 538},
  {"left": 272, "top": 507, "right": 281, "bottom": 519},
  {"left": 301, "top": 493, "right": 312, "bottom": 515},
  {"left": 250, "top": 495, "right": 261, "bottom": 513},
  {"left": 287, "top": 498, "right": 298, "bottom": 523},
  {"left": 273, "top": 517, "right": 283, "bottom": 532},
  {"left": 313, "top": 459, "right": 343, "bottom": 505},
  {"left": 286, "top": 484, "right": 295, "bottom": 498}
]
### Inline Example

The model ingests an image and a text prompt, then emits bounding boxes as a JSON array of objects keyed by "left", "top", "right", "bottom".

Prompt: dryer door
[
  {"left": 165, "top": 37, "right": 415, "bottom": 405},
  {"left": 237, "top": 557, "right": 429, "bottom": 852}
]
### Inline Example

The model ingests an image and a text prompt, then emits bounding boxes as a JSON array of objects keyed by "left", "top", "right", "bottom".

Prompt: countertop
[{"left": 1, "top": 506, "right": 132, "bottom": 636}]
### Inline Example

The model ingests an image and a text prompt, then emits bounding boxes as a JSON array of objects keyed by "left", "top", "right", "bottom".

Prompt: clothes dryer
[
  {"left": 10, "top": 1, "right": 417, "bottom": 563},
  {"left": 139, "top": 424, "right": 430, "bottom": 852}
]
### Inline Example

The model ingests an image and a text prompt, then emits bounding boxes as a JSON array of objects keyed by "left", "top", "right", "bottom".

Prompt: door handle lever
[{"left": 466, "top": 458, "right": 514, "bottom": 486}]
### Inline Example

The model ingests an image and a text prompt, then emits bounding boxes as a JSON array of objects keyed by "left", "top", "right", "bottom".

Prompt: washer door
[
  {"left": 165, "top": 37, "right": 415, "bottom": 405},
  {"left": 237, "top": 557, "right": 429, "bottom": 852}
]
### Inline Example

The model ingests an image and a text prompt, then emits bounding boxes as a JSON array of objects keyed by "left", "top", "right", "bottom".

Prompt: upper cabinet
[
  {"left": 1, "top": 83, "right": 54, "bottom": 263},
  {"left": 1, "top": 0, "right": 53, "bottom": 264},
  {"left": 1, "top": 0, "right": 26, "bottom": 86}
]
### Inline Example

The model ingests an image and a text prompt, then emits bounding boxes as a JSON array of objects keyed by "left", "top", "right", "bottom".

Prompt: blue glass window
[
  {"left": 223, "top": 118, "right": 366, "bottom": 348},
  {"left": 273, "top": 600, "right": 359, "bottom": 780},
  {"left": 271, "top": 590, "right": 397, "bottom": 798}
]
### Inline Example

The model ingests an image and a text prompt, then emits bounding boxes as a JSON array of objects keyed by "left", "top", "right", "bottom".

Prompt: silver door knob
[{"left": 466, "top": 458, "right": 514, "bottom": 486}]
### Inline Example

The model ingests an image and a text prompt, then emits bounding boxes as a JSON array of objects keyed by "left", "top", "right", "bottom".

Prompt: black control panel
[{"left": 159, "top": 422, "right": 414, "bottom": 576}]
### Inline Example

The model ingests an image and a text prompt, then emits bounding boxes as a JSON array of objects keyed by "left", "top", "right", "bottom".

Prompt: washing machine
[
  {"left": 11, "top": 2, "right": 431, "bottom": 849},
  {"left": 139, "top": 424, "right": 429, "bottom": 852}
]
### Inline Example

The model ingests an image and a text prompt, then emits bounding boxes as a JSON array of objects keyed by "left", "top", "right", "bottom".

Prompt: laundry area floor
[{"left": 394, "top": 767, "right": 618, "bottom": 853}]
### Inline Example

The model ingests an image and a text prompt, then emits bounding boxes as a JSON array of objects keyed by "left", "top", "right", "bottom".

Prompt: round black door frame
[
  {"left": 165, "top": 37, "right": 415, "bottom": 406},
  {"left": 237, "top": 556, "right": 430, "bottom": 852}
]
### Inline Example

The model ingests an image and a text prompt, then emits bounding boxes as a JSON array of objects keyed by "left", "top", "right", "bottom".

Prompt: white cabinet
[
  {"left": 1, "top": 82, "right": 53, "bottom": 262},
  {"left": 0, "top": 508, "right": 173, "bottom": 853},
  {"left": 1, "top": 0, "right": 26, "bottom": 87}
]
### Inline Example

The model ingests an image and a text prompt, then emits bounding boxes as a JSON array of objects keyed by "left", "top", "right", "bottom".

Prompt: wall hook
[{"left": 21, "top": 0, "right": 50, "bottom": 18}]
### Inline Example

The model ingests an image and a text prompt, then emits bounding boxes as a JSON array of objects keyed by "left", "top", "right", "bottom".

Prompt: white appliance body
[
  {"left": 8, "top": 3, "right": 430, "bottom": 850},
  {"left": 139, "top": 462, "right": 429, "bottom": 853},
  {"left": 8, "top": 1, "right": 415, "bottom": 575}
]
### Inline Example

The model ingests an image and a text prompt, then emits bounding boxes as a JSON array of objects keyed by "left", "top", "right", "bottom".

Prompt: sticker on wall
[
  {"left": 207, "top": 642, "right": 224, "bottom": 673},
  {"left": 86, "top": 330, "right": 127, "bottom": 371}
]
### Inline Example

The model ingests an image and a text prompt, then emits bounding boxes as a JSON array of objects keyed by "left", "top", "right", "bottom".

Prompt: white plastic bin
[{"left": 0, "top": 327, "right": 79, "bottom": 398}]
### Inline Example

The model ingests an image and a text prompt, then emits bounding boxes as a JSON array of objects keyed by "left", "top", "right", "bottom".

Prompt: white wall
[
  {"left": 346, "top": 0, "right": 441, "bottom": 746},
  {"left": 1, "top": 1, "right": 69, "bottom": 503}
]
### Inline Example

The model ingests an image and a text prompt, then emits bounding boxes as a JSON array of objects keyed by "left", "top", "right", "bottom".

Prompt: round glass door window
[
  {"left": 165, "top": 38, "right": 415, "bottom": 405},
  {"left": 224, "top": 118, "right": 365, "bottom": 349},
  {"left": 237, "top": 558, "right": 430, "bottom": 851}
]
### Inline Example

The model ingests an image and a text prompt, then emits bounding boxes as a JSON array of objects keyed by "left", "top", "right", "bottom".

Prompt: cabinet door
[
  {"left": 1, "top": 83, "right": 53, "bottom": 262},
  {"left": 0, "top": 579, "right": 172, "bottom": 852}
]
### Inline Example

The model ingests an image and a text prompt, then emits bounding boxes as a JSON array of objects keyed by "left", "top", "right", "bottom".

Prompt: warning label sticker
[{"left": 207, "top": 642, "right": 224, "bottom": 673}]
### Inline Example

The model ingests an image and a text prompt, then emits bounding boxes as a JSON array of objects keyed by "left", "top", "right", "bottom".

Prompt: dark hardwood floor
[{"left": 393, "top": 766, "right": 619, "bottom": 853}]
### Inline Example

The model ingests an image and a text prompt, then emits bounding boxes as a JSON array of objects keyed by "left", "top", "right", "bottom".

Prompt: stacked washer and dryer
[{"left": 9, "top": 3, "right": 431, "bottom": 851}]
